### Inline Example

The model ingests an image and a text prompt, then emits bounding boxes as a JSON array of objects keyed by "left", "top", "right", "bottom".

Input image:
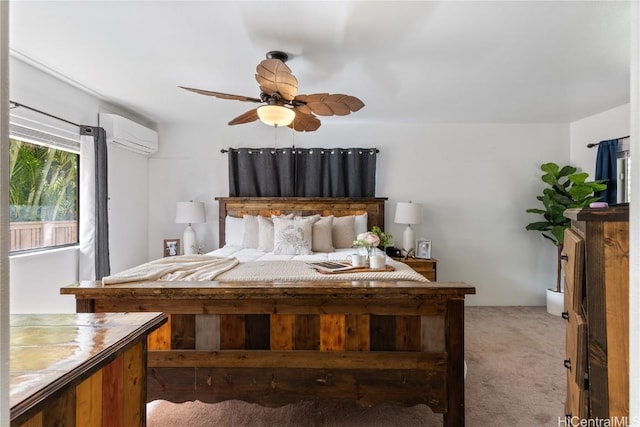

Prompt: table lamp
[
  {"left": 175, "top": 201, "right": 205, "bottom": 255},
  {"left": 394, "top": 201, "right": 422, "bottom": 252}
]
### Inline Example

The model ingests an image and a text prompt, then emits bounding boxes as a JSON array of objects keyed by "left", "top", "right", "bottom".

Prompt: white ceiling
[{"left": 9, "top": 1, "right": 631, "bottom": 128}]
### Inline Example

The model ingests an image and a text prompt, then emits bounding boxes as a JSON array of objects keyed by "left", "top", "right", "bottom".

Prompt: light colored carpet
[{"left": 147, "top": 306, "right": 565, "bottom": 426}]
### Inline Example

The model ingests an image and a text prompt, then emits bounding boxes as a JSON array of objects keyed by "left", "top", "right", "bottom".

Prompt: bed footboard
[{"left": 62, "top": 281, "right": 474, "bottom": 427}]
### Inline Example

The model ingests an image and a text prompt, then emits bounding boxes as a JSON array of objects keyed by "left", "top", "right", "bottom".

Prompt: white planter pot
[{"left": 546, "top": 288, "right": 564, "bottom": 316}]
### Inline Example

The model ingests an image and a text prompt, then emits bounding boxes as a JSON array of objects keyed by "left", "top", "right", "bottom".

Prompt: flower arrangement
[
  {"left": 371, "top": 225, "right": 392, "bottom": 248},
  {"left": 353, "top": 226, "right": 392, "bottom": 250},
  {"left": 353, "top": 231, "right": 380, "bottom": 249}
]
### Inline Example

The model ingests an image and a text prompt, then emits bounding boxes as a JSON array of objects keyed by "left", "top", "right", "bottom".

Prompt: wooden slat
[
  {"left": 18, "top": 413, "right": 42, "bottom": 427},
  {"left": 444, "top": 298, "right": 465, "bottom": 427},
  {"left": 148, "top": 349, "right": 446, "bottom": 370},
  {"left": 42, "top": 386, "right": 75, "bottom": 426},
  {"left": 245, "top": 314, "right": 270, "bottom": 349},
  {"left": 395, "top": 316, "right": 421, "bottom": 351},
  {"left": 102, "top": 355, "right": 124, "bottom": 427},
  {"left": 171, "top": 314, "right": 196, "bottom": 349},
  {"left": 123, "top": 342, "right": 145, "bottom": 426},
  {"left": 220, "top": 314, "right": 245, "bottom": 349},
  {"left": 294, "top": 315, "right": 319, "bottom": 350},
  {"left": 95, "top": 298, "right": 449, "bottom": 316},
  {"left": 345, "top": 314, "right": 370, "bottom": 351},
  {"left": 148, "top": 366, "right": 446, "bottom": 410},
  {"left": 270, "top": 314, "right": 295, "bottom": 350},
  {"left": 421, "top": 316, "right": 445, "bottom": 352},
  {"left": 603, "top": 221, "right": 629, "bottom": 418},
  {"left": 75, "top": 370, "right": 103, "bottom": 427},
  {"left": 148, "top": 316, "right": 172, "bottom": 350},
  {"left": 195, "top": 314, "right": 220, "bottom": 350},
  {"left": 320, "top": 315, "right": 345, "bottom": 351},
  {"left": 370, "top": 315, "right": 395, "bottom": 351}
]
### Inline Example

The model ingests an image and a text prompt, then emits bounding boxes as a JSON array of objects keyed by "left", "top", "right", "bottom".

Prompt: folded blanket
[{"left": 102, "top": 255, "right": 239, "bottom": 285}]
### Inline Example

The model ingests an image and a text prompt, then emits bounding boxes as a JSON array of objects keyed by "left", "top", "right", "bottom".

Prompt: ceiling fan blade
[
  {"left": 289, "top": 109, "right": 321, "bottom": 132},
  {"left": 255, "top": 59, "right": 298, "bottom": 101},
  {"left": 179, "top": 86, "right": 262, "bottom": 103},
  {"left": 228, "top": 108, "right": 259, "bottom": 126},
  {"left": 294, "top": 93, "right": 365, "bottom": 116}
]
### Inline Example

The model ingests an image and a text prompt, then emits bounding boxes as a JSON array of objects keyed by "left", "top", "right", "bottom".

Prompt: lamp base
[
  {"left": 183, "top": 225, "right": 197, "bottom": 255},
  {"left": 402, "top": 225, "right": 415, "bottom": 252}
]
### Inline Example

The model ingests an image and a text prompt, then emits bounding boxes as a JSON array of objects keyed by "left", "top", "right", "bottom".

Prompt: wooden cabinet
[
  {"left": 392, "top": 257, "right": 437, "bottom": 281},
  {"left": 10, "top": 312, "right": 167, "bottom": 427},
  {"left": 563, "top": 206, "right": 629, "bottom": 421}
]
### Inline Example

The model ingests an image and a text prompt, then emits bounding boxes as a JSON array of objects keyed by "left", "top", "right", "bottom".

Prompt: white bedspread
[
  {"left": 102, "top": 247, "right": 428, "bottom": 285},
  {"left": 209, "top": 246, "right": 428, "bottom": 282}
]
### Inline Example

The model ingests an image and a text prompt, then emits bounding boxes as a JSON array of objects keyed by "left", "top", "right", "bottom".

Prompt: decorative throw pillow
[
  {"left": 273, "top": 216, "right": 315, "bottom": 255},
  {"left": 312, "top": 216, "right": 334, "bottom": 252},
  {"left": 257, "top": 214, "right": 293, "bottom": 252},
  {"left": 354, "top": 212, "right": 368, "bottom": 236},
  {"left": 332, "top": 215, "right": 356, "bottom": 249},
  {"left": 224, "top": 215, "right": 245, "bottom": 247},
  {"left": 241, "top": 214, "right": 259, "bottom": 248}
]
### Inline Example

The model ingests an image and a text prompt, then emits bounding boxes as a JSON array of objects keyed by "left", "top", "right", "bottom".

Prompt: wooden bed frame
[{"left": 61, "top": 197, "right": 475, "bottom": 426}]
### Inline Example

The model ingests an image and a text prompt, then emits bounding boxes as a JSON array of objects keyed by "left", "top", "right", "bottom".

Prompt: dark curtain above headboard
[{"left": 228, "top": 147, "right": 377, "bottom": 197}]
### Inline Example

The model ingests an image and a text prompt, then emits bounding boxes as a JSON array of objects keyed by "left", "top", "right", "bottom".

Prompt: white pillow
[
  {"left": 241, "top": 214, "right": 259, "bottom": 249},
  {"left": 224, "top": 215, "right": 245, "bottom": 247},
  {"left": 354, "top": 212, "right": 368, "bottom": 236},
  {"left": 257, "top": 214, "right": 294, "bottom": 252},
  {"left": 273, "top": 216, "right": 314, "bottom": 255}
]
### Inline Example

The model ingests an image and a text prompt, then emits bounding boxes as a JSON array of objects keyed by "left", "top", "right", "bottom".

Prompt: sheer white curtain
[
  {"left": 79, "top": 126, "right": 110, "bottom": 280},
  {"left": 79, "top": 132, "right": 97, "bottom": 280}
]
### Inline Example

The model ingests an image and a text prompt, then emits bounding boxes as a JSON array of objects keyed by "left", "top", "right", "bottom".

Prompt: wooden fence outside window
[{"left": 10, "top": 221, "right": 78, "bottom": 252}]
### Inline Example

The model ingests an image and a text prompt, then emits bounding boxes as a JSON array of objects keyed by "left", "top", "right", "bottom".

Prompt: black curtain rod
[
  {"left": 9, "top": 100, "right": 83, "bottom": 128},
  {"left": 587, "top": 135, "right": 630, "bottom": 148},
  {"left": 220, "top": 148, "right": 380, "bottom": 153}
]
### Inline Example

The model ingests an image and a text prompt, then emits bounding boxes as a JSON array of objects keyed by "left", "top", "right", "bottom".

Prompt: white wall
[
  {"left": 107, "top": 144, "right": 150, "bottom": 272},
  {"left": 570, "top": 103, "right": 630, "bottom": 176},
  {"left": 9, "top": 57, "right": 154, "bottom": 312},
  {"left": 149, "top": 120, "right": 569, "bottom": 306}
]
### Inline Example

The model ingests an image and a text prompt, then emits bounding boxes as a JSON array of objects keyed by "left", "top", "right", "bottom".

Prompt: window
[{"left": 9, "top": 131, "right": 79, "bottom": 253}]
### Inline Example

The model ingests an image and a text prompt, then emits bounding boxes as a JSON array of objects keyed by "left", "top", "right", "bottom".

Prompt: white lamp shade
[
  {"left": 175, "top": 201, "right": 205, "bottom": 224},
  {"left": 394, "top": 202, "right": 422, "bottom": 225},
  {"left": 257, "top": 105, "right": 295, "bottom": 127}
]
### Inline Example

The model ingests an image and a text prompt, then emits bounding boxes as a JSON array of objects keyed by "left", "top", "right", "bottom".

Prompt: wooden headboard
[{"left": 215, "top": 197, "right": 387, "bottom": 247}]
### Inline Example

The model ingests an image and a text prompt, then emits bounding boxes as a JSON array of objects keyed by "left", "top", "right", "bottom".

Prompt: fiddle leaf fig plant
[{"left": 526, "top": 162, "right": 606, "bottom": 292}]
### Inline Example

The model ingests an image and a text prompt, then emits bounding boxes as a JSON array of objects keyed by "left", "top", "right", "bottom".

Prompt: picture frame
[
  {"left": 415, "top": 239, "right": 432, "bottom": 259},
  {"left": 163, "top": 239, "right": 180, "bottom": 257}
]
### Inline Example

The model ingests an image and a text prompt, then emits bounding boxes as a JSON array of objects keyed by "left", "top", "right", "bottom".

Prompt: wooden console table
[{"left": 10, "top": 312, "right": 167, "bottom": 427}]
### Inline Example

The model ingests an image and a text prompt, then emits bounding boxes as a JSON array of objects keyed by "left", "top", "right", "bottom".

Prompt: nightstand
[{"left": 392, "top": 257, "right": 438, "bottom": 281}]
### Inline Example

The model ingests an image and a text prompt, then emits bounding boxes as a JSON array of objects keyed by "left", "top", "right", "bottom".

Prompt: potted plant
[{"left": 525, "top": 162, "right": 606, "bottom": 315}]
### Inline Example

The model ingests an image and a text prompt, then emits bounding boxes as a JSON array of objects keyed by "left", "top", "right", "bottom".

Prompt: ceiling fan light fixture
[{"left": 257, "top": 105, "right": 295, "bottom": 127}]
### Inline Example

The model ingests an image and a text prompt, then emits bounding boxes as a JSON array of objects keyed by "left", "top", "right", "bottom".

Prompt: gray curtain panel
[
  {"left": 81, "top": 126, "right": 111, "bottom": 279},
  {"left": 228, "top": 147, "right": 377, "bottom": 197},
  {"left": 228, "top": 148, "right": 296, "bottom": 197},
  {"left": 294, "top": 148, "right": 377, "bottom": 197}
]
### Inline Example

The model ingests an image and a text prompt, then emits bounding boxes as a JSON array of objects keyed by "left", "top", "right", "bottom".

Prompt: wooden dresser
[
  {"left": 563, "top": 206, "right": 629, "bottom": 422},
  {"left": 10, "top": 312, "right": 167, "bottom": 427}
]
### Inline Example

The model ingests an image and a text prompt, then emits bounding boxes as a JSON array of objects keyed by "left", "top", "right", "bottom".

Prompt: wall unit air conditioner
[{"left": 99, "top": 113, "right": 158, "bottom": 155}]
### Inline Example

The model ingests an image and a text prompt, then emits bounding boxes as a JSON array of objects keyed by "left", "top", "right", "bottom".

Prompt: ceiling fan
[{"left": 179, "top": 51, "right": 364, "bottom": 132}]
